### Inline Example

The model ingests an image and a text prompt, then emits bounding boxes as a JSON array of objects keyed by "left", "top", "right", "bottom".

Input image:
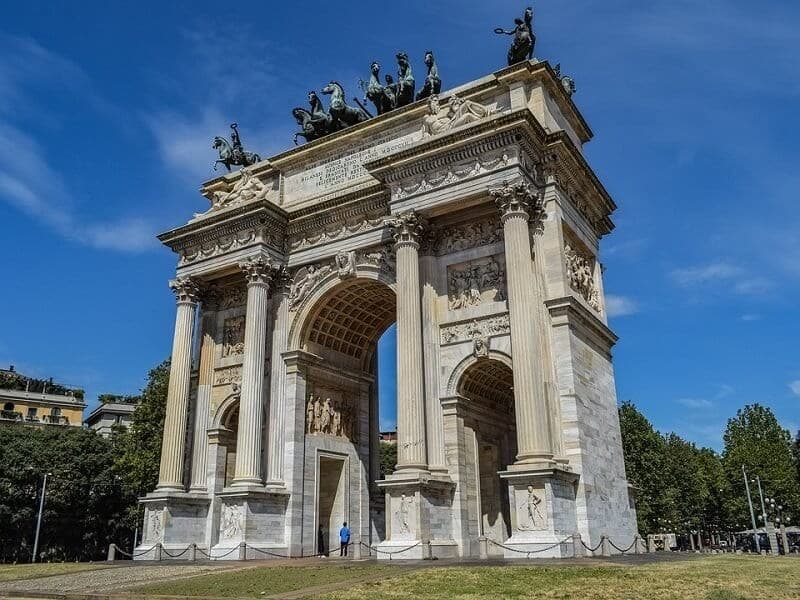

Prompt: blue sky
[{"left": 1, "top": 0, "right": 798, "bottom": 449}]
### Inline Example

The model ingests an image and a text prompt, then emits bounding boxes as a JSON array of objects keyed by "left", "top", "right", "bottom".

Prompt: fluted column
[
  {"left": 490, "top": 181, "right": 554, "bottom": 465},
  {"left": 157, "top": 277, "right": 200, "bottom": 491},
  {"left": 389, "top": 211, "right": 428, "bottom": 472},
  {"left": 420, "top": 251, "right": 446, "bottom": 472},
  {"left": 266, "top": 271, "right": 290, "bottom": 485},
  {"left": 232, "top": 256, "right": 275, "bottom": 487},
  {"left": 189, "top": 287, "right": 219, "bottom": 491}
]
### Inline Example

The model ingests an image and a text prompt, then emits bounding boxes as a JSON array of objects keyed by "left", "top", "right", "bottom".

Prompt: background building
[
  {"left": 85, "top": 398, "right": 139, "bottom": 437},
  {"left": 0, "top": 365, "right": 86, "bottom": 427}
]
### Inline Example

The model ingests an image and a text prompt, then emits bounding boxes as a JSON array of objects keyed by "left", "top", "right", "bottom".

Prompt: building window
[
  {"left": 51, "top": 407, "right": 62, "bottom": 417},
  {"left": 115, "top": 415, "right": 123, "bottom": 424},
  {"left": 27, "top": 407, "right": 38, "bottom": 420},
  {"left": 2, "top": 402, "right": 13, "bottom": 412}
]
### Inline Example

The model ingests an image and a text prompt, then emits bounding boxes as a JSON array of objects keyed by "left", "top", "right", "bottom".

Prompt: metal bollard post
[
  {"left": 601, "top": 536, "right": 611, "bottom": 557},
  {"left": 190, "top": 543, "right": 197, "bottom": 562},
  {"left": 155, "top": 543, "right": 163, "bottom": 562},
  {"left": 239, "top": 542, "right": 247, "bottom": 560},
  {"left": 572, "top": 533, "right": 584, "bottom": 558},
  {"left": 353, "top": 539, "right": 362, "bottom": 560},
  {"left": 634, "top": 535, "right": 641, "bottom": 555},
  {"left": 107, "top": 543, "right": 116, "bottom": 561}
]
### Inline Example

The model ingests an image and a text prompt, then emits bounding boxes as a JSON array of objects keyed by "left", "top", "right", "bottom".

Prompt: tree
[
  {"left": 721, "top": 404, "right": 800, "bottom": 529},
  {"left": 113, "top": 359, "right": 170, "bottom": 518},
  {"left": 618, "top": 401, "right": 670, "bottom": 534},
  {"left": 0, "top": 426, "right": 133, "bottom": 562},
  {"left": 379, "top": 441, "right": 397, "bottom": 478}
]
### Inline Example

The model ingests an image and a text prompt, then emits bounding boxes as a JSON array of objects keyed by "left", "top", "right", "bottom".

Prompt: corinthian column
[
  {"left": 389, "top": 211, "right": 428, "bottom": 472},
  {"left": 157, "top": 277, "right": 200, "bottom": 491},
  {"left": 490, "top": 181, "right": 554, "bottom": 466},
  {"left": 189, "top": 287, "right": 219, "bottom": 492},
  {"left": 266, "top": 270, "right": 291, "bottom": 486},
  {"left": 232, "top": 256, "right": 275, "bottom": 487}
]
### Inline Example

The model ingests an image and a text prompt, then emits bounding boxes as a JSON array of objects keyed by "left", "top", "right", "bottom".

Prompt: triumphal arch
[{"left": 137, "top": 59, "right": 637, "bottom": 560}]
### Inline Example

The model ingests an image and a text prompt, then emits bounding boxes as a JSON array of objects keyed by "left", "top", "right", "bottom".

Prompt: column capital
[
  {"left": 239, "top": 256, "right": 277, "bottom": 287},
  {"left": 388, "top": 210, "right": 427, "bottom": 249},
  {"left": 169, "top": 277, "right": 200, "bottom": 304},
  {"left": 490, "top": 180, "right": 543, "bottom": 224}
]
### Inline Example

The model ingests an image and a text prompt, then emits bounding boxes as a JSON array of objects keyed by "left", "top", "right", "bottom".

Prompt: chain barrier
[
  {"left": 161, "top": 546, "right": 191, "bottom": 559},
  {"left": 359, "top": 541, "right": 421, "bottom": 559},
  {"left": 580, "top": 538, "right": 604, "bottom": 553},
  {"left": 487, "top": 536, "right": 573, "bottom": 559},
  {"left": 112, "top": 544, "right": 159, "bottom": 559},
  {"left": 607, "top": 538, "right": 638, "bottom": 554}
]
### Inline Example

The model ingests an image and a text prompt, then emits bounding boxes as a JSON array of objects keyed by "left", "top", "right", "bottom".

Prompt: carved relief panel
[
  {"left": 390, "top": 492, "right": 417, "bottom": 540},
  {"left": 221, "top": 316, "right": 245, "bottom": 357},
  {"left": 447, "top": 255, "right": 506, "bottom": 310},
  {"left": 563, "top": 233, "right": 601, "bottom": 312},
  {"left": 305, "top": 389, "right": 358, "bottom": 442},
  {"left": 434, "top": 215, "right": 502, "bottom": 255},
  {"left": 220, "top": 503, "right": 243, "bottom": 541},
  {"left": 515, "top": 485, "right": 547, "bottom": 532}
]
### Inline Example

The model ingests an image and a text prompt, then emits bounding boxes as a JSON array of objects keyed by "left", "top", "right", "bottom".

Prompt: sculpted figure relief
[
  {"left": 289, "top": 263, "right": 332, "bottom": 309},
  {"left": 221, "top": 316, "right": 245, "bottom": 357},
  {"left": 448, "top": 257, "right": 506, "bottom": 310},
  {"left": 221, "top": 504, "right": 243, "bottom": 539},
  {"left": 518, "top": 485, "right": 546, "bottom": 531},
  {"left": 305, "top": 393, "right": 357, "bottom": 441},
  {"left": 422, "top": 94, "right": 491, "bottom": 137},
  {"left": 565, "top": 244, "right": 600, "bottom": 311},
  {"left": 210, "top": 169, "right": 271, "bottom": 211}
]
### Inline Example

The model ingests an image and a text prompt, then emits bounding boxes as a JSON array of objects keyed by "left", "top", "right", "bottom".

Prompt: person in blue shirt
[{"left": 339, "top": 521, "right": 351, "bottom": 556}]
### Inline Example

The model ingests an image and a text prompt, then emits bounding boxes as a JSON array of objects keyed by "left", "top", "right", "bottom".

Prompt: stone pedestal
[
  {"left": 375, "top": 472, "right": 457, "bottom": 560},
  {"left": 498, "top": 467, "right": 578, "bottom": 558},
  {"left": 210, "top": 489, "right": 290, "bottom": 559},
  {"left": 136, "top": 492, "right": 210, "bottom": 560}
]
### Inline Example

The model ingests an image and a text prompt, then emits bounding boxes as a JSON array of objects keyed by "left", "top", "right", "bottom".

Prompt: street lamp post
[
  {"left": 742, "top": 467, "right": 760, "bottom": 553},
  {"left": 32, "top": 472, "right": 52, "bottom": 563}
]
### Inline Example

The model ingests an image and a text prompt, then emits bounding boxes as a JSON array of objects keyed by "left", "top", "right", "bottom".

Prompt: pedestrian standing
[{"left": 339, "top": 521, "right": 351, "bottom": 556}]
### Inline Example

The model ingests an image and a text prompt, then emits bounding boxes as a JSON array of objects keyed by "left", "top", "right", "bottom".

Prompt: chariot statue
[
  {"left": 416, "top": 50, "right": 441, "bottom": 101},
  {"left": 495, "top": 6, "right": 535, "bottom": 65},
  {"left": 321, "top": 81, "right": 371, "bottom": 131},
  {"left": 213, "top": 123, "right": 260, "bottom": 171},
  {"left": 361, "top": 61, "right": 394, "bottom": 115},
  {"left": 392, "top": 52, "right": 415, "bottom": 108}
]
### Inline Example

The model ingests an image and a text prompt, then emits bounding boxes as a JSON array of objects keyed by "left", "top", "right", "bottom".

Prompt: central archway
[
  {"left": 456, "top": 358, "right": 516, "bottom": 554},
  {"left": 294, "top": 275, "right": 397, "bottom": 554}
]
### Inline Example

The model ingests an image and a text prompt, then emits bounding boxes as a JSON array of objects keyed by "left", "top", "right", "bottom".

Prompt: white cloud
[
  {"left": 604, "top": 294, "right": 639, "bottom": 317},
  {"left": 789, "top": 381, "right": 800, "bottom": 397},
  {"left": 739, "top": 313, "right": 761, "bottom": 322},
  {"left": 676, "top": 398, "right": 713, "bottom": 409},
  {"left": 0, "top": 37, "right": 155, "bottom": 253},
  {"left": 670, "top": 262, "right": 742, "bottom": 286},
  {"left": 733, "top": 277, "right": 775, "bottom": 296}
]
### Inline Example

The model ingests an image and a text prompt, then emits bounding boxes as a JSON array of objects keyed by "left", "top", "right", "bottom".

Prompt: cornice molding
[{"left": 545, "top": 296, "right": 617, "bottom": 356}]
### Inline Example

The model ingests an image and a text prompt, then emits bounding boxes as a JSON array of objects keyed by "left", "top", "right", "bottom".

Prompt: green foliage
[
  {"left": 0, "top": 426, "right": 133, "bottom": 562},
  {"left": 721, "top": 404, "right": 800, "bottom": 528},
  {"left": 379, "top": 441, "right": 397, "bottom": 479},
  {"left": 0, "top": 371, "right": 83, "bottom": 400},
  {"left": 113, "top": 359, "right": 170, "bottom": 500}
]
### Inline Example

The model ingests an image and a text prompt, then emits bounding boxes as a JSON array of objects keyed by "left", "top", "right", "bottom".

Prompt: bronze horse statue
[
  {"left": 213, "top": 136, "right": 260, "bottom": 171},
  {"left": 321, "top": 81, "right": 370, "bottom": 130}
]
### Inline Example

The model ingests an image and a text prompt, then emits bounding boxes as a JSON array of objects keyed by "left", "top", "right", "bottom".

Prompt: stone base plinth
[
  {"left": 375, "top": 471, "right": 455, "bottom": 561},
  {"left": 500, "top": 533, "right": 574, "bottom": 559},
  {"left": 135, "top": 492, "right": 210, "bottom": 561}
]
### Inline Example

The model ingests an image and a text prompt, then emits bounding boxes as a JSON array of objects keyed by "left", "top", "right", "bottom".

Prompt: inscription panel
[{"left": 282, "top": 125, "right": 420, "bottom": 204}]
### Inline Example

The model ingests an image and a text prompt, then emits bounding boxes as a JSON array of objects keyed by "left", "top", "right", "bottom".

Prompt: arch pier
[{"left": 138, "top": 61, "right": 638, "bottom": 560}]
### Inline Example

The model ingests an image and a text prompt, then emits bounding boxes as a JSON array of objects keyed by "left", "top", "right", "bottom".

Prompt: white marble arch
[
  {"left": 445, "top": 350, "right": 513, "bottom": 398},
  {"left": 211, "top": 392, "right": 240, "bottom": 430},
  {"left": 287, "top": 267, "right": 398, "bottom": 358}
]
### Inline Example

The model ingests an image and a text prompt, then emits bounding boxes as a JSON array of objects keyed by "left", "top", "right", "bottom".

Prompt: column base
[
  {"left": 211, "top": 487, "right": 290, "bottom": 559},
  {"left": 498, "top": 466, "right": 579, "bottom": 560},
  {"left": 135, "top": 492, "right": 211, "bottom": 561},
  {"left": 375, "top": 472, "right": 456, "bottom": 560}
]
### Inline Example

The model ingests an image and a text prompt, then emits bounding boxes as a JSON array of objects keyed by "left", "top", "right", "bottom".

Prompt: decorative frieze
[
  {"left": 434, "top": 215, "right": 502, "bottom": 255},
  {"left": 213, "top": 366, "right": 242, "bottom": 386},
  {"left": 288, "top": 214, "right": 385, "bottom": 251},
  {"left": 178, "top": 229, "right": 257, "bottom": 266},
  {"left": 564, "top": 244, "right": 600, "bottom": 312},
  {"left": 440, "top": 314, "right": 510, "bottom": 345},
  {"left": 356, "top": 245, "right": 396, "bottom": 276},
  {"left": 392, "top": 149, "right": 513, "bottom": 201},
  {"left": 447, "top": 256, "right": 506, "bottom": 310},
  {"left": 221, "top": 316, "right": 245, "bottom": 357},
  {"left": 305, "top": 393, "right": 358, "bottom": 442},
  {"left": 219, "top": 285, "right": 246, "bottom": 310}
]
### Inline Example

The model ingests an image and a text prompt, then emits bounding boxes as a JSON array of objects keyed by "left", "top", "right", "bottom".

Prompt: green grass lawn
[
  {"left": 321, "top": 556, "right": 800, "bottom": 600},
  {"left": 137, "top": 564, "right": 396, "bottom": 597},
  {"left": 133, "top": 556, "right": 800, "bottom": 600},
  {"left": 0, "top": 562, "right": 112, "bottom": 582}
]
